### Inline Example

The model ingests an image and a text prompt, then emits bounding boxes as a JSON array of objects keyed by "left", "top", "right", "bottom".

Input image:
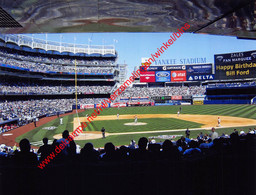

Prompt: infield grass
[{"left": 16, "top": 104, "right": 256, "bottom": 147}]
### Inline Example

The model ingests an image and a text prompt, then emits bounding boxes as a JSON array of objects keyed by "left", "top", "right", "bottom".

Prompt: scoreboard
[
  {"left": 140, "top": 63, "right": 214, "bottom": 82},
  {"left": 214, "top": 50, "right": 256, "bottom": 80}
]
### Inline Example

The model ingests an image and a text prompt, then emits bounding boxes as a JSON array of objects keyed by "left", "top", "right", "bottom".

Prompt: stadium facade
[{"left": 0, "top": 34, "right": 126, "bottom": 132}]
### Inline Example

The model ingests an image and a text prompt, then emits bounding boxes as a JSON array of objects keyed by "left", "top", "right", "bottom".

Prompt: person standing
[
  {"left": 134, "top": 115, "right": 137, "bottom": 123},
  {"left": 101, "top": 127, "right": 106, "bottom": 138},
  {"left": 34, "top": 119, "right": 37, "bottom": 127},
  {"left": 217, "top": 117, "right": 221, "bottom": 127},
  {"left": 185, "top": 128, "right": 190, "bottom": 138},
  {"left": 117, "top": 113, "right": 119, "bottom": 120},
  {"left": 209, "top": 127, "right": 218, "bottom": 140},
  {"left": 179, "top": 106, "right": 182, "bottom": 113},
  {"left": 60, "top": 117, "right": 63, "bottom": 125},
  {"left": 177, "top": 111, "right": 180, "bottom": 117}
]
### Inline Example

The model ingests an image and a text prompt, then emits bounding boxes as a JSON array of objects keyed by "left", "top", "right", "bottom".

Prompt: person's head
[
  {"left": 181, "top": 136, "right": 185, "bottom": 141},
  {"left": 19, "top": 138, "right": 31, "bottom": 152},
  {"left": 138, "top": 137, "right": 148, "bottom": 150},
  {"left": 43, "top": 137, "right": 48, "bottom": 145},
  {"left": 162, "top": 140, "right": 173, "bottom": 151},
  {"left": 189, "top": 140, "right": 198, "bottom": 148},
  {"left": 104, "top": 142, "right": 115, "bottom": 154},
  {"left": 211, "top": 127, "right": 215, "bottom": 132},
  {"left": 83, "top": 143, "right": 94, "bottom": 151},
  {"left": 62, "top": 130, "right": 69, "bottom": 139}
]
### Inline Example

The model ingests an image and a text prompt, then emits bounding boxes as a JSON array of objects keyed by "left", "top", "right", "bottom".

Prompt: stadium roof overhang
[{"left": 0, "top": 0, "right": 255, "bottom": 39}]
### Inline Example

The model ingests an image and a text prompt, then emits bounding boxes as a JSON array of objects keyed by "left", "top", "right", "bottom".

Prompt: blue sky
[{"left": 29, "top": 33, "right": 256, "bottom": 76}]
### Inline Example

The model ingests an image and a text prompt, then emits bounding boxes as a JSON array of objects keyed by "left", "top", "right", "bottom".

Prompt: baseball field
[{"left": 16, "top": 104, "right": 256, "bottom": 148}]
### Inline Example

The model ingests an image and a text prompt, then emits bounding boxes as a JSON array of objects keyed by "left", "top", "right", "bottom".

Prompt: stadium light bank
[{"left": 37, "top": 23, "right": 190, "bottom": 169}]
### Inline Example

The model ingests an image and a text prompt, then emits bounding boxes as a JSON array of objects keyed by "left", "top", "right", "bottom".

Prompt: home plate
[{"left": 124, "top": 122, "right": 147, "bottom": 126}]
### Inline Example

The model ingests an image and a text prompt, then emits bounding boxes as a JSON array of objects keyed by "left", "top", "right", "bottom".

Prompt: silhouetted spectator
[
  {"left": 80, "top": 143, "right": 99, "bottom": 162},
  {"left": 101, "top": 142, "right": 117, "bottom": 161},
  {"left": 183, "top": 140, "right": 201, "bottom": 156},
  {"left": 14, "top": 139, "right": 38, "bottom": 167},
  {"left": 38, "top": 138, "right": 52, "bottom": 161},
  {"left": 161, "top": 140, "right": 181, "bottom": 160},
  {"left": 116, "top": 145, "right": 129, "bottom": 161},
  {"left": 130, "top": 137, "right": 149, "bottom": 160}
]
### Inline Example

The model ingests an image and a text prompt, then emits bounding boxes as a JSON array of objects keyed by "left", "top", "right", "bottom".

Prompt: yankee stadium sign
[{"left": 154, "top": 57, "right": 207, "bottom": 65}]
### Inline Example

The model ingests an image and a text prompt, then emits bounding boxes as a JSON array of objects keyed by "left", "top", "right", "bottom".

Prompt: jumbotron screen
[
  {"left": 139, "top": 63, "right": 213, "bottom": 82},
  {"left": 214, "top": 50, "right": 256, "bottom": 80}
]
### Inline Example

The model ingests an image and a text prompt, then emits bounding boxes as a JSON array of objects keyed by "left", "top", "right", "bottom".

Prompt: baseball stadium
[{"left": 0, "top": 1, "right": 256, "bottom": 195}]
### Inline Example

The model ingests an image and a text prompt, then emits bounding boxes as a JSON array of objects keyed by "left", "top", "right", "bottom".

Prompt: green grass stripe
[
  {"left": 227, "top": 105, "right": 253, "bottom": 118},
  {"left": 84, "top": 118, "right": 202, "bottom": 133}
]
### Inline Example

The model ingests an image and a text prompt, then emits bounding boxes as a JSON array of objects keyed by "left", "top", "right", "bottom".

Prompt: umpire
[
  {"left": 185, "top": 128, "right": 190, "bottom": 138},
  {"left": 101, "top": 127, "right": 106, "bottom": 138}
]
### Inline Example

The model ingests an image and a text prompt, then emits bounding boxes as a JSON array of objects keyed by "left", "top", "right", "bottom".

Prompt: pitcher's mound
[{"left": 124, "top": 122, "right": 147, "bottom": 126}]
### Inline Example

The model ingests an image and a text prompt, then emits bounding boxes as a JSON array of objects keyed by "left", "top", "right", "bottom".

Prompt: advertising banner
[
  {"left": 214, "top": 50, "right": 256, "bottom": 80},
  {"left": 155, "top": 103, "right": 174, "bottom": 106},
  {"left": 81, "top": 104, "right": 94, "bottom": 109},
  {"left": 110, "top": 103, "right": 126, "bottom": 108},
  {"left": 140, "top": 65, "right": 185, "bottom": 72},
  {"left": 95, "top": 103, "right": 109, "bottom": 108},
  {"left": 140, "top": 71, "right": 156, "bottom": 82},
  {"left": 171, "top": 96, "right": 182, "bottom": 100},
  {"left": 186, "top": 64, "right": 212, "bottom": 75},
  {"left": 127, "top": 102, "right": 151, "bottom": 105},
  {"left": 155, "top": 71, "right": 171, "bottom": 82},
  {"left": 171, "top": 71, "right": 187, "bottom": 82},
  {"left": 187, "top": 74, "right": 215, "bottom": 81},
  {"left": 193, "top": 100, "right": 204, "bottom": 105}
]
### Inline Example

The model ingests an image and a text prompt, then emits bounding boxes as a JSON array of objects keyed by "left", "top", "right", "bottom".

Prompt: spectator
[
  {"left": 14, "top": 138, "right": 38, "bottom": 167},
  {"left": 37, "top": 138, "right": 52, "bottom": 161},
  {"left": 209, "top": 127, "right": 218, "bottom": 140}
]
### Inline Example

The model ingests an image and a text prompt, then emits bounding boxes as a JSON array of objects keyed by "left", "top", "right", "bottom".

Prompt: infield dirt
[{"left": 58, "top": 114, "right": 256, "bottom": 140}]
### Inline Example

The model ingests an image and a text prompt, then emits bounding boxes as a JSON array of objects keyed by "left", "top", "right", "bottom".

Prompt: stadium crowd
[
  {"left": 0, "top": 127, "right": 255, "bottom": 163},
  {"left": 0, "top": 82, "right": 112, "bottom": 94},
  {"left": 0, "top": 48, "right": 115, "bottom": 66},
  {"left": 1, "top": 126, "right": 255, "bottom": 195},
  {"left": 0, "top": 98, "right": 107, "bottom": 130},
  {"left": 0, "top": 50, "right": 114, "bottom": 74},
  {"left": 120, "top": 86, "right": 206, "bottom": 97}
]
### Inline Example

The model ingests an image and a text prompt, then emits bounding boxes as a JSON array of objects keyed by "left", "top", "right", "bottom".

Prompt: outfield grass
[
  {"left": 78, "top": 104, "right": 256, "bottom": 119},
  {"left": 16, "top": 105, "right": 256, "bottom": 147}
]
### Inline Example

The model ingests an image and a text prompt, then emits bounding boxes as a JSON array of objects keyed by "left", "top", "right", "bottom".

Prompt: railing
[{"left": 0, "top": 34, "right": 116, "bottom": 56}]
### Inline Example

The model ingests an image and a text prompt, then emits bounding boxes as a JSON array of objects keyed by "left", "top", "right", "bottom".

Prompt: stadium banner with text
[
  {"left": 214, "top": 50, "right": 256, "bottom": 80},
  {"left": 171, "top": 70, "right": 187, "bottom": 82},
  {"left": 171, "top": 96, "right": 182, "bottom": 100},
  {"left": 186, "top": 64, "right": 213, "bottom": 75},
  {"left": 110, "top": 103, "right": 127, "bottom": 108},
  {"left": 80, "top": 104, "right": 94, "bottom": 109},
  {"left": 140, "top": 65, "right": 185, "bottom": 72},
  {"left": 95, "top": 103, "right": 109, "bottom": 108},
  {"left": 155, "top": 71, "right": 171, "bottom": 82},
  {"left": 140, "top": 71, "right": 156, "bottom": 82},
  {"left": 187, "top": 74, "right": 215, "bottom": 81},
  {"left": 193, "top": 100, "right": 204, "bottom": 105},
  {"left": 127, "top": 102, "right": 151, "bottom": 105},
  {"left": 155, "top": 103, "right": 175, "bottom": 106}
]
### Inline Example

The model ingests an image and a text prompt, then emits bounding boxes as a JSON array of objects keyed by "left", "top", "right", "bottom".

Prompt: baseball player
[
  {"left": 217, "top": 117, "right": 221, "bottom": 127},
  {"left": 60, "top": 117, "right": 63, "bottom": 125},
  {"left": 134, "top": 115, "right": 137, "bottom": 123},
  {"left": 117, "top": 113, "right": 119, "bottom": 120},
  {"left": 177, "top": 111, "right": 180, "bottom": 117}
]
